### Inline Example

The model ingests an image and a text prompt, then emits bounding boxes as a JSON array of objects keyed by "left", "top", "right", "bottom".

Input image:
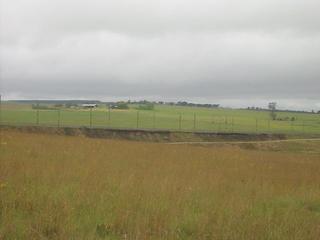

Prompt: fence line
[{"left": 0, "top": 107, "right": 319, "bottom": 135}]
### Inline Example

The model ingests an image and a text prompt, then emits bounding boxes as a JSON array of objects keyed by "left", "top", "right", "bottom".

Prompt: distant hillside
[{"left": 7, "top": 100, "right": 102, "bottom": 105}]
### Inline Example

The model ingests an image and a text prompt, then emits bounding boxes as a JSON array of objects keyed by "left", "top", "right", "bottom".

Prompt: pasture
[
  {"left": 1, "top": 130, "right": 320, "bottom": 239},
  {"left": 1, "top": 102, "right": 320, "bottom": 134}
]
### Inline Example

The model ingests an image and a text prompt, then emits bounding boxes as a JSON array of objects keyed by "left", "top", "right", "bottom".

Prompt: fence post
[
  {"left": 268, "top": 120, "right": 270, "bottom": 132},
  {"left": 0, "top": 94, "right": 2, "bottom": 125},
  {"left": 0, "top": 95, "right": 2, "bottom": 145},
  {"left": 218, "top": 118, "right": 221, "bottom": 133},
  {"left": 136, "top": 111, "right": 140, "bottom": 128},
  {"left": 36, "top": 102, "right": 39, "bottom": 125},
  {"left": 225, "top": 116, "right": 227, "bottom": 131},
  {"left": 105, "top": 106, "right": 108, "bottom": 125},
  {"left": 57, "top": 109, "right": 61, "bottom": 127},
  {"left": 153, "top": 111, "right": 156, "bottom": 129},
  {"left": 302, "top": 121, "right": 305, "bottom": 133},
  {"left": 108, "top": 107, "right": 111, "bottom": 125},
  {"left": 212, "top": 114, "right": 214, "bottom": 131},
  {"left": 255, "top": 118, "right": 258, "bottom": 133},
  {"left": 89, "top": 108, "right": 92, "bottom": 128},
  {"left": 232, "top": 117, "right": 234, "bottom": 133},
  {"left": 193, "top": 113, "right": 196, "bottom": 130},
  {"left": 179, "top": 113, "right": 182, "bottom": 130}
]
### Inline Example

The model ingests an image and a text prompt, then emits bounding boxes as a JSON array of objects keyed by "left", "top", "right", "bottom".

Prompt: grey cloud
[
  {"left": 0, "top": 0, "right": 320, "bottom": 110},
  {"left": 2, "top": 0, "right": 320, "bottom": 38}
]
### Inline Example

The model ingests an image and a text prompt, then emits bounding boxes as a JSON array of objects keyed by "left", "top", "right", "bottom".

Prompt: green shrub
[
  {"left": 111, "top": 102, "right": 129, "bottom": 109},
  {"left": 32, "top": 104, "right": 56, "bottom": 110},
  {"left": 137, "top": 103, "right": 154, "bottom": 111}
]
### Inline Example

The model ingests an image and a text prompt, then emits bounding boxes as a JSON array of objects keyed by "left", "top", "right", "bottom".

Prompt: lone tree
[{"left": 268, "top": 102, "right": 277, "bottom": 120}]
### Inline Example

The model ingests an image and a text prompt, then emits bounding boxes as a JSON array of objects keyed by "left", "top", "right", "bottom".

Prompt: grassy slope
[
  {"left": 1, "top": 103, "right": 320, "bottom": 134},
  {"left": 1, "top": 130, "right": 320, "bottom": 239}
]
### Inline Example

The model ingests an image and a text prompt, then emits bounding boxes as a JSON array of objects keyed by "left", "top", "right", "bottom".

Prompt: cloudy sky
[{"left": 0, "top": 0, "right": 320, "bottom": 110}]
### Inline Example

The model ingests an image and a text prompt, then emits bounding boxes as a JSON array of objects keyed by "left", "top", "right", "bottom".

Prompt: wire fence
[{"left": 1, "top": 107, "right": 320, "bottom": 135}]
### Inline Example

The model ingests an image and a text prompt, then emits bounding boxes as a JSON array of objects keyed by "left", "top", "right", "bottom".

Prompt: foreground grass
[{"left": 1, "top": 130, "right": 320, "bottom": 239}]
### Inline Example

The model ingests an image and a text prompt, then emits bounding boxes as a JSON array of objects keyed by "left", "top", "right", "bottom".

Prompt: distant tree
[
  {"left": 54, "top": 104, "right": 63, "bottom": 108},
  {"left": 268, "top": 102, "right": 277, "bottom": 120},
  {"left": 137, "top": 103, "right": 154, "bottom": 110},
  {"left": 111, "top": 102, "right": 129, "bottom": 109},
  {"left": 65, "top": 103, "right": 78, "bottom": 108},
  {"left": 32, "top": 104, "right": 56, "bottom": 110}
]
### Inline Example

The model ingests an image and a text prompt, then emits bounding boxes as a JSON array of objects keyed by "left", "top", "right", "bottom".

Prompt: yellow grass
[{"left": 1, "top": 130, "right": 320, "bottom": 239}]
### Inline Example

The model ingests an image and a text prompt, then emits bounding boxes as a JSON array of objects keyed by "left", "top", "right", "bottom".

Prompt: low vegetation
[
  {"left": 136, "top": 103, "right": 155, "bottom": 111},
  {"left": 1, "top": 130, "right": 320, "bottom": 239},
  {"left": 2, "top": 102, "right": 320, "bottom": 134},
  {"left": 110, "top": 102, "right": 129, "bottom": 110}
]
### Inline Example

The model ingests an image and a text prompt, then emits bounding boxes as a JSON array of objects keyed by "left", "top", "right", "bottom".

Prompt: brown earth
[{"left": 0, "top": 125, "right": 288, "bottom": 143}]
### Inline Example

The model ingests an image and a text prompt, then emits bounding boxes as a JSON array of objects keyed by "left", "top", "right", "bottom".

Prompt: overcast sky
[{"left": 0, "top": 0, "right": 320, "bottom": 110}]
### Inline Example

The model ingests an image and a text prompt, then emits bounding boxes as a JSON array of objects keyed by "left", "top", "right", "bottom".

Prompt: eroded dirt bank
[{"left": 0, "top": 125, "right": 288, "bottom": 142}]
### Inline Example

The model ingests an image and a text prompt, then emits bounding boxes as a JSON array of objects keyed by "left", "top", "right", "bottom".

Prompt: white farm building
[{"left": 81, "top": 103, "right": 98, "bottom": 109}]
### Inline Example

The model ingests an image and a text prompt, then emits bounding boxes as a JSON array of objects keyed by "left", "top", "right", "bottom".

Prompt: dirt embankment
[{"left": 0, "top": 125, "right": 288, "bottom": 142}]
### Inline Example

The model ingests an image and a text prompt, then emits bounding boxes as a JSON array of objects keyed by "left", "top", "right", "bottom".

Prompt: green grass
[{"left": 1, "top": 103, "right": 320, "bottom": 134}]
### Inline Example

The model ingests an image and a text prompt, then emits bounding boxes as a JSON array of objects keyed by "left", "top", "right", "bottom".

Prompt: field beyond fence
[{"left": 1, "top": 102, "right": 320, "bottom": 135}]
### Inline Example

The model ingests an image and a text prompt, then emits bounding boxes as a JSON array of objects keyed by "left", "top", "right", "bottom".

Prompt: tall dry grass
[{"left": 1, "top": 130, "right": 320, "bottom": 239}]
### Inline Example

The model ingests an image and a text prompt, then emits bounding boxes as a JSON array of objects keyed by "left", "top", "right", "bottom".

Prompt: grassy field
[
  {"left": 1, "top": 130, "right": 320, "bottom": 239},
  {"left": 1, "top": 102, "right": 320, "bottom": 134}
]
